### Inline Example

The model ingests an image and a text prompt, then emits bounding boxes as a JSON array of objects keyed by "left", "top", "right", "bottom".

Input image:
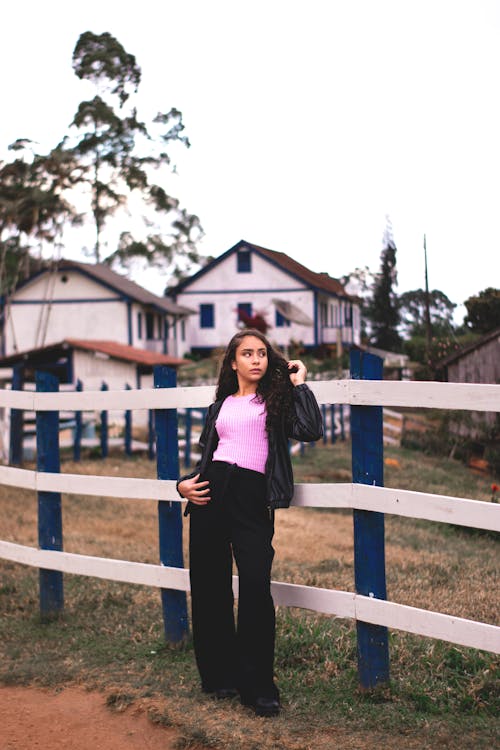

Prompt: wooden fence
[{"left": 0, "top": 351, "right": 499, "bottom": 690}]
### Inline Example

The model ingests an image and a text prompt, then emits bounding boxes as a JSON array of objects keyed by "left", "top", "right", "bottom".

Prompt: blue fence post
[
  {"left": 340, "top": 403, "right": 346, "bottom": 441},
  {"left": 330, "top": 404, "right": 337, "bottom": 444},
  {"left": 36, "top": 370, "right": 64, "bottom": 620},
  {"left": 321, "top": 405, "right": 328, "bottom": 445},
  {"left": 350, "top": 349, "right": 389, "bottom": 689},
  {"left": 9, "top": 363, "right": 24, "bottom": 465},
  {"left": 124, "top": 384, "right": 132, "bottom": 456},
  {"left": 100, "top": 381, "right": 108, "bottom": 458},
  {"left": 184, "top": 408, "right": 192, "bottom": 468},
  {"left": 73, "top": 379, "right": 83, "bottom": 461},
  {"left": 154, "top": 365, "right": 189, "bottom": 642},
  {"left": 148, "top": 409, "right": 155, "bottom": 460}
]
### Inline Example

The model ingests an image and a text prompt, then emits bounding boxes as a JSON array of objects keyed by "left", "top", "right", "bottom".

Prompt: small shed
[
  {"left": 0, "top": 339, "right": 189, "bottom": 450},
  {"left": 437, "top": 327, "right": 500, "bottom": 432},
  {"left": 438, "top": 328, "right": 500, "bottom": 386},
  {"left": 0, "top": 338, "right": 187, "bottom": 388}
]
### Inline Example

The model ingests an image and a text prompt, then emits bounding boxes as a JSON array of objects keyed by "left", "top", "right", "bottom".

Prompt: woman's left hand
[{"left": 287, "top": 359, "right": 307, "bottom": 385}]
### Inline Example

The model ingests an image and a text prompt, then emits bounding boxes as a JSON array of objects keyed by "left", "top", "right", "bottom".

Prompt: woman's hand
[
  {"left": 178, "top": 474, "right": 211, "bottom": 505},
  {"left": 287, "top": 359, "right": 307, "bottom": 386}
]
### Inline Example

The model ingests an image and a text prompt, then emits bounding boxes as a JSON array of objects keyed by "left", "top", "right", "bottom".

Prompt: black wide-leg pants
[{"left": 188, "top": 461, "right": 278, "bottom": 700}]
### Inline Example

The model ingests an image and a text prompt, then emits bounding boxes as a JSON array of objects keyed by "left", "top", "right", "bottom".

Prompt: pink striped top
[{"left": 212, "top": 394, "right": 268, "bottom": 474}]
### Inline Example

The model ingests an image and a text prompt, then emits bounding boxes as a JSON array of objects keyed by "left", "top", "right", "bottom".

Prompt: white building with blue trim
[
  {"left": 169, "top": 240, "right": 361, "bottom": 357},
  {"left": 1, "top": 259, "right": 194, "bottom": 358}
]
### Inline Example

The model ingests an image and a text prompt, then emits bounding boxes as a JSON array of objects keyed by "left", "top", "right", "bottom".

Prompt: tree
[
  {"left": 61, "top": 31, "right": 202, "bottom": 277},
  {"left": 399, "top": 288, "right": 456, "bottom": 338},
  {"left": 0, "top": 139, "right": 81, "bottom": 292},
  {"left": 464, "top": 288, "right": 500, "bottom": 333},
  {"left": 368, "top": 220, "right": 401, "bottom": 351},
  {"left": 340, "top": 265, "right": 375, "bottom": 342},
  {"left": 237, "top": 308, "right": 270, "bottom": 334}
]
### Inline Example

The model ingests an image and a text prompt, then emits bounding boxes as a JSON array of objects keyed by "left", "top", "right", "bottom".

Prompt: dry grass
[{"left": 0, "top": 441, "right": 498, "bottom": 749}]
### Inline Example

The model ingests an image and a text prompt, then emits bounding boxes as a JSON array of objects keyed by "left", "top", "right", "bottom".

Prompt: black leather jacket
[{"left": 178, "top": 383, "right": 323, "bottom": 512}]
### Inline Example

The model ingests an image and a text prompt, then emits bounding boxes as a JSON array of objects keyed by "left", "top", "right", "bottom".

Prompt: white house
[
  {"left": 1, "top": 259, "right": 194, "bottom": 358},
  {"left": 168, "top": 240, "right": 361, "bottom": 357}
]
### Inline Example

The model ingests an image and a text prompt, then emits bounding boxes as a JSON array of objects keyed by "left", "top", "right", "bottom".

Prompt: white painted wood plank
[
  {"left": 271, "top": 581, "right": 356, "bottom": 619},
  {"left": 344, "top": 380, "right": 500, "bottom": 411},
  {"left": 1, "top": 466, "right": 497, "bottom": 531},
  {"left": 292, "top": 482, "right": 353, "bottom": 508},
  {"left": 292, "top": 483, "right": 500, "bottom": 532},
  {"left": 32, "top": 385, "right": 216, "bottom": 411},
  {"left": 35, "top": 473, "right": 180, "bottom": 500},
  {"left": 354, "top": 595, "right": 500, "bottom": 654},
  {"left": 0, "top": 390, "right": 34, "bottom": 409},
  {"left": 307, "top": 380, "right": 349, "bottom": 404},
  {"left": 383, "top": 408, "right": 404, "bottom": 418},
  {"left": 2, "top": 540, "right": 497, "bottom": 653},
  {"left": 0, "top": 465, "right": 36, "bottom": 490},
  {"left": 383, "top": 421, "right": 402, "bottom": 433},
  {"left": 0, "top": 380, "right": 498, "bottom": 412},
  {"left": 352, "top": 484, "right": 500, "bottom": 532},
  {"left": 0, "top": 541, "right": 190, "bottom": 590}
]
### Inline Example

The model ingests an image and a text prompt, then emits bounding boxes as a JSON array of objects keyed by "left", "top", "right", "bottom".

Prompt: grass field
[{"left": 0, "top": 439, "right": 498, "bottom": 749}]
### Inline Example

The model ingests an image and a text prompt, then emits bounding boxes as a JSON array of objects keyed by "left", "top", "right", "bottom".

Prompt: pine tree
[{"left": 369, "top": 218, "right": 401, "bottom": 351}]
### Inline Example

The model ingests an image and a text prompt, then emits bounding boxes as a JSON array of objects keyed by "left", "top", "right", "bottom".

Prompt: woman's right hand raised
[{"left": 177, "top": 474, "right": 211, "bottom": 505}]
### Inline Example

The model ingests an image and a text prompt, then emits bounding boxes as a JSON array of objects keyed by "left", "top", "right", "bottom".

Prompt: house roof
[
  {"left": 65, "top": 339, "right": 189, "bottom": 367},
  {"left": 437, "top": 327, "right": 500, "bottom": 368},
  {"left": 0, "top": 339, "right": 188, "bottom": 369},
  {"left": 15, "top": 259, "right": 195, "bottom": 317},
  {"left": 170, "top": 240, "right": 353, "bottom": 299}
]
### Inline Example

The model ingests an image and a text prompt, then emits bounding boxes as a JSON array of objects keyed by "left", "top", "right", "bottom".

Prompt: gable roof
[
  {"left": 437, "top": 327, "right": 500, "bottom": 368},
  {"left": 0, "top": 338, "right": 188, "bottom": 369},
  {"left": 14, "top": 259, "right": 194, "bottom": 317},
  {"left": 170, "top": 240, "right": 353, "bottom": 299}
]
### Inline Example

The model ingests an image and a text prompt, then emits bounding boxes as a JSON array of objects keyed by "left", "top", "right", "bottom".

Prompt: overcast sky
[{"left": 2, "top": 0, "right": 500, "bottom": 322}]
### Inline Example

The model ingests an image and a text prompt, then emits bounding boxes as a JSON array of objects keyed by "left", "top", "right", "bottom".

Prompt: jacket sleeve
[
  {"left": 176, "top": 404, "right": 213, "bottom": 496},
  {"left": 286, "top": 383, "right": 323, "bottom": 442}
]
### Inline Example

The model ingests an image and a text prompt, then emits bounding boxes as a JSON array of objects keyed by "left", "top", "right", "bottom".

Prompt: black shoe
[{"left": 241, "top": 695, "right": 281, "bottom": 717}]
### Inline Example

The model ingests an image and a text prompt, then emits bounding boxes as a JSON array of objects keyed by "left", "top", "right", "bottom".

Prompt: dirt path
[{"left": 0, "top": 685, "right": 195, "bottom": 750}]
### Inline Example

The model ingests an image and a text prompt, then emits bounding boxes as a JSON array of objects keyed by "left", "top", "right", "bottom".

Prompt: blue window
[
  {"left": 275, "top": 310, "right": 290, "bottom": 327},
  {"left": 200, "top": 303, "right": 214, "bottom": 328},
  {"left": 237, "top": 250, "right": 251, "bottom": 273},
  {"left": 146, "top": 312, "right": 155, "bottom": 339},
  {"left": 137, "top": 312, "right": 143, "bottom": 339}
]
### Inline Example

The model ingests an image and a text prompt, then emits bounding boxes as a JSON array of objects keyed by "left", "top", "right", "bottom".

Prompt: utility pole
[{"left": 423, "top": 234, "right": 432, "bottom": 369}]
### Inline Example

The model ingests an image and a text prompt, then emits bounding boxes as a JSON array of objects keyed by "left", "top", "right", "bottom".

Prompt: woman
[{"left": 177, "top": 329, "right": 323, "bottom": 717}]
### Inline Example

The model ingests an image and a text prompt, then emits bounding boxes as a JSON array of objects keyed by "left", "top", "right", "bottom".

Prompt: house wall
[
  {"left": 5, "top": 269, "right": 183, "bottom": 358},
  {"left": 447, "top": 335, "right": 500, "bottom": 385},
  {"left": 175, "top": 251, "right": 360, "bottom": 356},
  {"left": 6, "top": 270, "right": 129, "bottom": 354},
  {"left": 316, "top": 294, "right": 361, "bottom": 348},
  {"left": 73, "top": 350, "right": 149, "bottom": 427},
  {"left": 130, "top": 303, "right": 182, "bottom": 357},
  {"left": 447, "top": 334, "right": 500, "bottom": 430}
]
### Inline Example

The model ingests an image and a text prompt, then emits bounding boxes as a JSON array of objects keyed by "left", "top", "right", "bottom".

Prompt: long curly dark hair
[{"left": 215, "top": 328, "right": 294, "bottom": 429}]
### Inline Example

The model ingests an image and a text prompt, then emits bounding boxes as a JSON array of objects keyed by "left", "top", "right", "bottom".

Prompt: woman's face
[{"left": 231, "top": 335, "right": 269, "bottom": 389}]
